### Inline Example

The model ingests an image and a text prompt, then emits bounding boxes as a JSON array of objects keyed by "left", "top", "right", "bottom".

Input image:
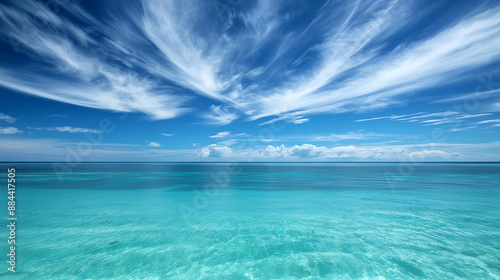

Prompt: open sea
[{"left": 1, "top": 162, "right": 499, "bottom": 279}]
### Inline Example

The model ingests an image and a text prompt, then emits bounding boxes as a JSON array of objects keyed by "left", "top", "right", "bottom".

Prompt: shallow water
[{"left": 1, "top": 163, "right": 499, "bottom": 279}]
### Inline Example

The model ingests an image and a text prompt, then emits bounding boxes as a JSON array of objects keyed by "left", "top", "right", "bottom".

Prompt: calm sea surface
[{"left": 1, "top": 163, "right": 499, "bottom": 279}]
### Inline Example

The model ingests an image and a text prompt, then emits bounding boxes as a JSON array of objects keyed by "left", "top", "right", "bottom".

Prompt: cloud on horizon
[
  {"left": 1, "top": 136, "right": 499, "bottom": 161},
  {"left": 199, "top": 143, "right": 459, "bottom": 160}
]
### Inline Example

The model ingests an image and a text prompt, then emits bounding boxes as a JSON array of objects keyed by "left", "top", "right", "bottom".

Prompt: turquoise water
[{"left": 1, "top": 163, "right": 500, "bottom": 279}]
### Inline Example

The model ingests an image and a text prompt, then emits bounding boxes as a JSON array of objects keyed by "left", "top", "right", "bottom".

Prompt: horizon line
[{"left": 1, "top": 161, "right": 500, "bottom": 164}]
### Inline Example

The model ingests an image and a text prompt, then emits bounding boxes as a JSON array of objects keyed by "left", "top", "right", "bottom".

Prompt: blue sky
[{"left": 1, "top": 0, "right": 500, "bottom": 161}]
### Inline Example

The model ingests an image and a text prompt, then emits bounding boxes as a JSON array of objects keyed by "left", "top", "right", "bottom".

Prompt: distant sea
[{"left": 1, "top": 163, "right": 499, "bottom": 279}]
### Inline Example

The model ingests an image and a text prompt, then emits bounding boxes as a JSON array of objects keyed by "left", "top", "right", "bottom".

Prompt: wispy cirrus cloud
[
  {"left": 32, "top": 126, "right": 103, "bottom": 134},
  {"left": 449, "top": 126, "right": 477, "bottom": 133},
  {"left": 259, "top": 113, "right": 309, "bottom": 126},
  {"left": 0, "top": 127, "right": 22, "bottom": 134},
  {"left": 355, "top": 113, "right": 427, "bottom": 122},
  {"left": 251, "top": 4, "right": 500, "bottom": 121},
  {"left": 0, "top": 1, "right": 189, "bottom": 120},
  {"left": 432, "top": 88, "right": 500, "bottom": 104},
  {"left": 203, "top": 105, "right": 238, "bottom": 126},
  {"left": 1, "top": 0, "right": 500, "bottom": 126},
  {"left": 315, "top": 131, "right": 389, "bottom": 142},
  {"left": 476, "top": 119, "right": 500, "bottom": 125},
  {"left": 209, "top": 131, "right": 247, "bottom": 139},
  {"left": 355, "top": 111, "right": 494, "bottom": 129},
  {"left": 0, "top": 113, "right": 16, "bottom": 123},
  {"left": 0, "top": 138, "right": 195, "bottom": 161},
  {"left": 209, "top": 131, "right": 231, "bottom": 139}
]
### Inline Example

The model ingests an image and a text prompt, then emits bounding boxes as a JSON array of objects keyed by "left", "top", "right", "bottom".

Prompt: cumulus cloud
[
  {"left": 407, "top": 150, "right": 455, "bottom": 159},
  {"left": 199, "top": 143, "right": 457, "bottom": 160},
  {"left": 199, "top": 144, "right": 233, "bottom": 157}
]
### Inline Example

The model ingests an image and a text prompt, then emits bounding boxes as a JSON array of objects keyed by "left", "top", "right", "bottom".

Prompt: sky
[{"left": 0, "top": 0, "right": 500, "bottom": 162}]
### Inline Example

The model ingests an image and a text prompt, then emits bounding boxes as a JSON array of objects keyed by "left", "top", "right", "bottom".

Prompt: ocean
[{"left": 1, "top": 163, "right": 499, "bottom": 279}]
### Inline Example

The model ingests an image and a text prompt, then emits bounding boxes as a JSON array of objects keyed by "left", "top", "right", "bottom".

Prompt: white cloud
[
  {"left": 209, "top": 131, "right": 231, "bottom": 138},
  {"left": 199, "top": 144, "right": 233, "bottom": 157},
  {"left": 0, "top": 127, "right": 22, "bottom": 134},
  {"left": 35, "top": 126, "right": 103, "bottom": 134},
  {"left": 355, "top": 111, "right": 496, "bottom": 128},
  {"left": 209, "top": 131, "right": 248, "bottom": 139},
  {"left": 449, "top": 126, "right": 477, "bottom": 132},
  {"left": 315, "top": 131, "right": 388, "bottom": 142},
  {"left": 355, "top": 116, "right": 393, "bottom": 122},
  {"left": 140, "top": 0, "right": 228, "bottom": 100},
  {"left": 218, "top": 139, "right": 238, "bottom": 146},
  {"left": 199, "top": 143, "right": 458, "bottom": 160},
  {"left": 0, "top": 1, "right": 189, "bottom": 120},
  {"left": 148, "top": 142, "right": 162, "bottom": 147},
  {"left": 407, "top": 150, "right": 455, "bottom": 159},
  {"left": 489, "top": 102, "right": 500, "bottom": 112},
  {"left": 456, "top": 113, "right": 493, "bottom": 120},
  {"left": 0, "top": 138, "right": 196, "bottom": 161},
  {"left": 1, "top": 1, "right": 500, "bottom": 125},
  {"left": 161, "top": 133, "right": 175, "bottom": 136},
  {"left": 259, "top": 113, "right": 309, "bottom": 126},
  {"left": 0, "top": 113, "right": 16, "bottom": 123},
  {"left": 249, "top": 5, "right": 500, "bottom": 120},
  {"left": 355, "top": 113, "right": 427, "bottom": 122},
  {"left": 397, "top": 111, "right": 459, "bottom": 121},
  {"left": 203, "top": 105, "right": 238, "bottom": 126},
  {"left": 52, "top": 127, "right": 100, "bottom": 133},
  {"left": 233, "top": 133, "right": 248, "bottom": 137},
  {"left": 476, "top": 119, "right": 500, "bottom": 125},
  {"left": 432, "top": 88, "right": 500, "bottom": 104}
]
